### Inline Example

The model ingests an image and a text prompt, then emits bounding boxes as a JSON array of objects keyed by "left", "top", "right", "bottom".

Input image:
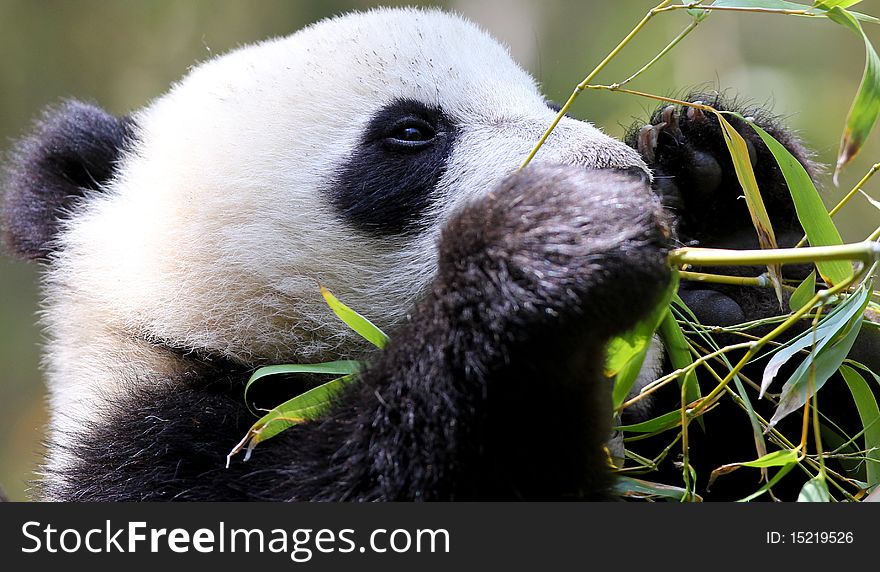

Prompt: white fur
[{"left": 40, "top": 8, "right": 650, "bottom": 484}]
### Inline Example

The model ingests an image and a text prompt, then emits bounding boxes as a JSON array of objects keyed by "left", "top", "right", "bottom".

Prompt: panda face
[{"left": 49, "top": 8, "right": 647, "bottom": 378}]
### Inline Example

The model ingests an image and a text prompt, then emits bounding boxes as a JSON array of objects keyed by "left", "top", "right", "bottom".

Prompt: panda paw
[
  {"left": 627, "top": 94, "right": 818, "bottom": 245},
  {"left": 437, "top": 164, "right": 673, "bottom": 338}
]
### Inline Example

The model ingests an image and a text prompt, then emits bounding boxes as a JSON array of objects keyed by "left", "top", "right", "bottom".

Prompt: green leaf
[
  {"left": 658, "top": 309, "right": 704, "bottom": 431},
  {"left": 840, "top": 364, "right": 880, "bottom": 487},
  {"left": 850, "top": 12, "right": 880, "bottom": 25},
  {"left": 609, "top": 273, "right": 679, "bottom": 409},
  {"left": 712, "top": 450, "right": 799, "bottom": 497},
  {"left": 685, "top": 1, "right": 710, "bottom": 22},
  {"left": 687, "top": 8, "right": 710, "bottom": 22},
  {"left": 713, "top": 112, "right": 784, "bottom": 304},
  {"left": 671, "top": 293, "right": 702, "bottom": 323},
  {"left": 671, "top": 298, "right": 767, "bottom": 458},
  {"left": 770, "top": 285, "right": 871, "bottom": 428},
  {"left": 659, "top": 310, "right": 700, "bottom": 402},
  {"left": 790, "top": 271, "right": 817, "bottom": 312},
  {"left": 815, "top": 1, "right": 863, "bottom": 10},
  {"left": 740, "top": 448, "right": 801, "bottom": 468},
  {"left": 762, "top": 284, "right": 869, "bottom": 397},
  {"left": 825, "top": 7, "right": 880, "bottom": 181},
  {"left": 746, "top": 122, "right": 852, "bottom": 286},
  {"left": 321, "top": 286, "right": 390, "bottom": 349},
  {"left": 228, "top": 373, "right": 357, "bottom": 465},
  {"left": 615, "top": 409, "right": 682, "bottom": 434},
  {"left": 798, "top": 475, "right": 831, "bottom": 501},
  {"left": 244, "top": 360, "right": 361, "bottom": 411}
]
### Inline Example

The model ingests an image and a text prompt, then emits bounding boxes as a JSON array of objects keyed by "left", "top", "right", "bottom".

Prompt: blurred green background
[{"left": 1, "top": 0, "right": 878, "bottom": 500}]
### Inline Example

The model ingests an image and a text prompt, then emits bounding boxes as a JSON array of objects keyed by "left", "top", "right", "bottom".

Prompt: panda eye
[{"left": 385, "top": 117, "right": 436, "bottom": 149}]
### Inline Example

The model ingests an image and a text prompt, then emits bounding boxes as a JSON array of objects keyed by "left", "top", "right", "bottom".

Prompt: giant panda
[{"left": 0, "top": 7, "right": 868, "bottom": 501}]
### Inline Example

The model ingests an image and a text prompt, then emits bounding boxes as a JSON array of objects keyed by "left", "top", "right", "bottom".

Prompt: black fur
[
  {"left": 48, "top": 165, "right": 671, "bottom": 501},
  {"left": 1, "top": 100, "right": 135, "bottom": 260},
  {"left": 626, "top": 94, "right": 818, "bottom": 334},
  {"left": 330, "top": 99, "right": 455, "bottom": 235}
]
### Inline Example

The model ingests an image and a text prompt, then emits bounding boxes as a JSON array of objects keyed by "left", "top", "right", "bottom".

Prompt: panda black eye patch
[{"left": 330, "top": 98, "right": 455, "bottom": 236}]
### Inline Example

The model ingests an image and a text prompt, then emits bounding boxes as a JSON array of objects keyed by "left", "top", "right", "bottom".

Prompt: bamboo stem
[
  {"left": 670, "top": 241, "right": 880, "bottom": 268},
  {"left": 614, "top": 19, "right": 701, "bottom": 89},
  {"left": 519, "top": 0, "right": 827, "bottom": 168},
  {"left": 519, "top": 0, "right": 678, "bottom": 169},
  {"left": 655, "top": 3, "right": 815, "bottom": 17},
  {"left": 678, "top": 270, "right": 770, "bottom": 288}
]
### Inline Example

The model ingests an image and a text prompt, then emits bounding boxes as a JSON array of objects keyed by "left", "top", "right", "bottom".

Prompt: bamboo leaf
[
  {"left": 840, "top": 364, "right": 880, "bottom": 487},
  {"left": 658, "top": 308, "right": 704, "bottom": 430},
  {"left": 740, "top": 448, "right": 801, "bottom": 468},
  {"left": 825, "top": 7, "right": 880, "bottom": 182},
  {"left": 320, "top": 286, "right": 390, "bottom": 349},
  {"left": 789, "top": 271, "right": 817, "bottom": 312},
  {"left": 615, "top": 409, "right": 682, "bottom": 433},
  {"left": 798, "top": 475, "right": 831, "bottom": 501},
  {"left": 228, "top": 373, "right": 357, "bottom": 464},
  {"left": 244, "top": 360, "right": 361, "bottom": 410},
  {"left": 671, "top": 296, "right": 768, "bottom": 466},
  {"left": 762, "top": 284, "right": 869, "bottom": 397},
  {"left": 609, "top": 273, "right": 679, "bottom": 409},
  {"left": 745, "top": 122, "right": 852, "bottom": 285},
  {"left": 815, "top": 1, "right": 863, "bottom": 10},
  {"left": 709, "top": 450, "right": 799, "bottom": 495},
  {"left": 769, "top": 286, "right": 871, "bottom": 428},
  {"left": 713, "top": 112, "right": 784, "bottom": 304}
]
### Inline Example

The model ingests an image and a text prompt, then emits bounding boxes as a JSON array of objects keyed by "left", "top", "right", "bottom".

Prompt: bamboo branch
[{"left": 670, "top": 242, "right": 880, "bottom": 268}]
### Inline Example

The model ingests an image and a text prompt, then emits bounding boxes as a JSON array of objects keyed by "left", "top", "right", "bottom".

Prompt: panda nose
[{"left": 614, "top": 166, "right": 651, "bottom": 184}]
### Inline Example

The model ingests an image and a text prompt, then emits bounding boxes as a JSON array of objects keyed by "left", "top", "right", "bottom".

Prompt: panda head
[{"left": 2, "top": 8, "right": 647, "bottom": 422}]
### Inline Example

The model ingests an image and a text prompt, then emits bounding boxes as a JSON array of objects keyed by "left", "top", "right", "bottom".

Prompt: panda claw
[
  {"left": 638, "top": 124, "right": 661, "bottom": 163},
  {"left": 686, "top": 105, "right": 706, "bottom": 124},
  {"left": 660, "top": 105, "right": 683, "bottom": 139}
]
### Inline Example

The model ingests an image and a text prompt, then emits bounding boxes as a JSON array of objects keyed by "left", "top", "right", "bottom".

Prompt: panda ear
[{"left": 1, "top": 100, "right": 135, "bottom": 261}]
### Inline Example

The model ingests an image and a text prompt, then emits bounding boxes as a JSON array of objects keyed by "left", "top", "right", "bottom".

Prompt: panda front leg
[{"left": 327, "top": 164, "right": 672, "bottom": 500}]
